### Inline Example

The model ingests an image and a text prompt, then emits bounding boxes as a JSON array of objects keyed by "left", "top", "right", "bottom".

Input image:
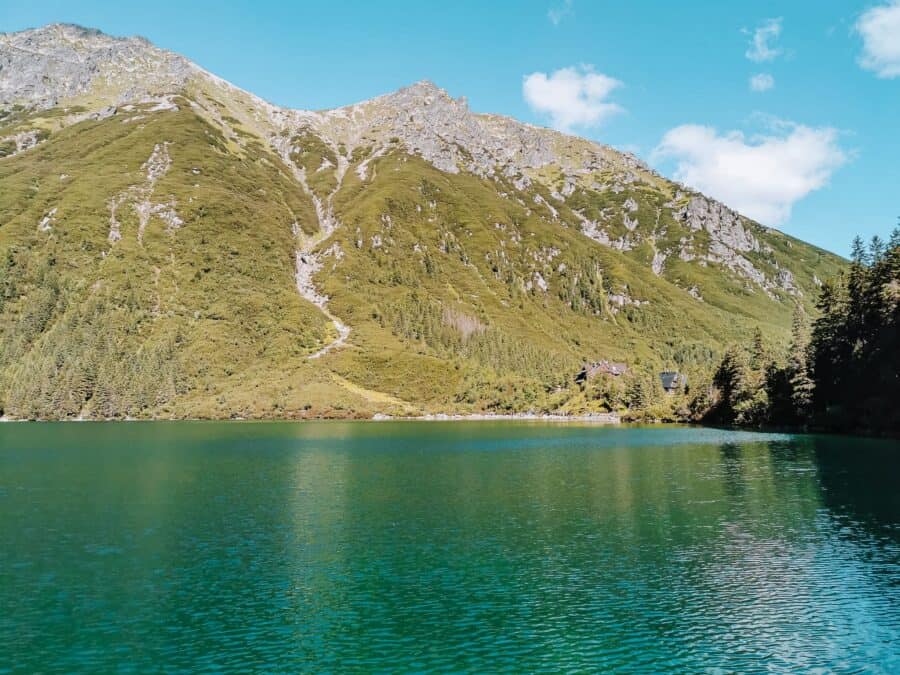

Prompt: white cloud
[
  {"left": 652, "top": 122, "right": 846, "bottom": 225},
  {"left": 856, "top": 1, "right": 900, "bottom": 78},
  {"left": 749, "top": 73, "right": 775, "bottom": 92},
  {"left": 523, "top": 65, "right": 623, "bottom": 132},
  {"left": 548, "top": 0, "right": 574, "bottom": 26},
  {"left": 745, "top": 18, "right": 783, "bottom": 62}
]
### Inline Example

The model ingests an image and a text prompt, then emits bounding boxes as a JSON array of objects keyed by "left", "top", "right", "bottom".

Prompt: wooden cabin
[
  {"left": 575, "top": 360, "right": 628, "bottom": 385},
  {"left": 659, "top": 371, "right": 688, "bottom": 394}
]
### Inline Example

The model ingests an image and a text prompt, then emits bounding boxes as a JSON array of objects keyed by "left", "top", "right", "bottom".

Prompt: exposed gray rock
[
  {"left": 675, "top": 195, "right": 759, "bottom": 253},
  {"left": 651, "top": 251, "right": 667, "bottom": 276},
  {"left": 572, "top": 210, "right": 633, "bottom": 251},
  {"left": 274, "top": 80, "right": 653, "bottom": 190},
  {"left": 38, "top": 207, "right": 57, "bottom": 232},
  {"left": 0, "top": 129, "right": 43, "bottom": 158},
  {"left": 667, "top": 194, "right": 798, "bottom": 292},
  {"left": 0, "top": 24, "right": 193, "bottom": 110},
  {"left": 663, "top": 191, "right": 685, "bottom": 208},
  {"left": 607, "top": 287, "right": 648, "bottom": 313},
  {"left": 107, "top": 142, "right": 181, "bottom": 245},
  {"left": 533, "top": 194, "right": 558, "bottom": 219},
  {"left": 707, "top": 240, "right": 766, "bottom": 286},
  {"left": 777, "top": 268, "right": 799, "bottom": 294},
  {"left": 560, "top": 176, "right": 577, "bottom": 197}
]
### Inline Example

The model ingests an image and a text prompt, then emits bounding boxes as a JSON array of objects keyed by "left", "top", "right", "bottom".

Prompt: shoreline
[
  {"left": 379, "top": 412, "right": 621, "bottom": 423},
  {"left": 3, "top": 415, "right": 892, "bottom": 437},
  {"left": 1, "top": 412, "right": 622, "bottom": 424}
]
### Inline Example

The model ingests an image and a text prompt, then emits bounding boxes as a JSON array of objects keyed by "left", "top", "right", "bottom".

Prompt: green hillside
[{"left": 0, "top": 25, "right": 846, "bottom": 419}]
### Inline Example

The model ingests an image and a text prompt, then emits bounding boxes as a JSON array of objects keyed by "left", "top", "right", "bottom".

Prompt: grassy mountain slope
[
  {"left": 0, "top": 105, "right": 369, "bottom": 418},
  {"left": 0, "top": 25, "right": 846, "bottom": 419}
]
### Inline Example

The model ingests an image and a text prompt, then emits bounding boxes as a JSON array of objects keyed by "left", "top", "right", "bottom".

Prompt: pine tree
[
  {"left": 809, "top": 275, "right": 849, "bottom": 422},
  {"left": 626, "top": 375, "right": 649, "bottom": 411},
  {"left": 870, "top": 235, "right": 886, "bottom": 264},
  {"left": 787, "top": 307, "right": 814, "bottom": 422},
  {"left": 750, "top": 327, "right": 767, "bottom": 370},
  {"left": 887, "top": 224, "right": 900, "bottom": 278},
  {"left": 850, "top": 235, "right": 869, "bottom": 267},
  {"left": 711, "top": 345, "right": 763, "bottom": 424},
  {"left": 701, "top": 226, "right": 900, "bottom": 433},
  {"left": 890, "top": 221, "right": 900, "bottom": 250}
]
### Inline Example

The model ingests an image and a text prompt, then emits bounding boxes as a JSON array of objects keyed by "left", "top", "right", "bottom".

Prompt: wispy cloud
[
  {"left": 548, "top": 0, "right": 574, "bottom": 26},
  {"left": 744, "top": 18, "right": 784, "bottom": 62},
  {"left": 856, "top": 1, "right": 900, "bottom": 78},
  {"left": 749, "top": 73, "right": 775, "bottom": 92},
  {"left": 523, "top": 65, "right": 623, "bottom": 132},
  {"left": 653, "top": 120, "right": 846, "bottom": 225}
]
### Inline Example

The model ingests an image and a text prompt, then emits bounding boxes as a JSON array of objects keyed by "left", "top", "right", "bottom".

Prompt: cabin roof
[
  {"left": 576, "top": 360, "right": 629, "bottom": 382},
  {"left": 659, "top": 371, "right": 687, "bottom": 389}
]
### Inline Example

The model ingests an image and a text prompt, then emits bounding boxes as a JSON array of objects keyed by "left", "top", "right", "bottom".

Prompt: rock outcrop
[{"left": 0, "top": 24, "right": 193, "bottom": 109}]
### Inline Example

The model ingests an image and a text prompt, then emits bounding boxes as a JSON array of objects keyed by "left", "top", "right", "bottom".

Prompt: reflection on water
[{"left": 0, "top": 423, "right": 898, "bottom": 671}]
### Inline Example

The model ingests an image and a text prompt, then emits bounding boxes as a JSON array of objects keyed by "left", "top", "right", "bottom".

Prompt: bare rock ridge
[
  {"left": 0, "top": 24, "right": 193, "bottom": 109},
  {"left": 286, "top": 81, "right": 563, "bottom": 178},
  {"left": 2, "top": 24, "right": 812, "bottom": 301}
]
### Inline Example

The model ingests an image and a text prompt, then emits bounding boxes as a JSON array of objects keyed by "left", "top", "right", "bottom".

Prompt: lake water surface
[{"left": 1, "top": 422, "right": 898, "bottom": 672}]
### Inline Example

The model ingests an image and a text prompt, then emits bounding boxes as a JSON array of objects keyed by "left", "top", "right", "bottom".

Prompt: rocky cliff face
[
  {"left": 0, "top": 24, "right": 192, "bottom": 109},
  {"left": 276, "top": 81, "right": 624, "bottom": 180},
  {"left": 270, "top": 80, "right": 803, "bottom": 298}
]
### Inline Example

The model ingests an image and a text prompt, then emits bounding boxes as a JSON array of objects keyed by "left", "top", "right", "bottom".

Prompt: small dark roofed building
[
  {"left": 659, "top": 371, "right": 688, "bottom": 394},
  {"left": 575, "top": 360, "right": 628, "bottom": 384}
]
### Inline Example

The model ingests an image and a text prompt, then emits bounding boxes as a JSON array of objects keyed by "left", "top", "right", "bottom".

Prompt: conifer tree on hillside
[
  {"left": 805, "top": 229, "right": 898, "bottom": 432},
  {"left": 788, "top": 307, "right": 814, "bottom": 422},
  {"left": 703, "top": 224, "right": 900, "bottom": 435}
]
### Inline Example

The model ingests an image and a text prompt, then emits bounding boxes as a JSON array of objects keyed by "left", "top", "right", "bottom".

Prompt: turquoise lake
[{"left": 1, "top": 422, "right": 898, "bottom": 672}]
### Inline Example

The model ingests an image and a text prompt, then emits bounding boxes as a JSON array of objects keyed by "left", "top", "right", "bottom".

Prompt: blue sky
[{"left": 4, "top": 0, "right": 899, "bottom": 256}]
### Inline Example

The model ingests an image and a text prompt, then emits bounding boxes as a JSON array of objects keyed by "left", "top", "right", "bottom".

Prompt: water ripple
[{"left": 0, "top": 423, "right": 897, "bottom": 672}]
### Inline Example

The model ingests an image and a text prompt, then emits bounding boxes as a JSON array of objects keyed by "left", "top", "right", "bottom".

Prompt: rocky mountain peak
[
  {"left": 0, "top": 24, "right": 192, "bottom": 110},
  {"left": 391, "top": 79, "right": 455, "bottom": 103},
  {"left": 2, "top": 25, "right": 624, "bottom": 181},
  {"left": 279, "top": 75, "right": 624, "bottom": 183},
  {"left": 11, "top": 23, "right": 109, "bottom": 42}
]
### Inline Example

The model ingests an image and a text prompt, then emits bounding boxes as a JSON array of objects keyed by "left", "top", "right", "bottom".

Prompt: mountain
[{"left": 0, "top": 24, "right": 845, "bottom": 419}]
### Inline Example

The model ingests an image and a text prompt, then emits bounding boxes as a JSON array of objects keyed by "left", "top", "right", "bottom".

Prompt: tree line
[{"left": 703, "top": 226, "right": 900, "bottom": 435}]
